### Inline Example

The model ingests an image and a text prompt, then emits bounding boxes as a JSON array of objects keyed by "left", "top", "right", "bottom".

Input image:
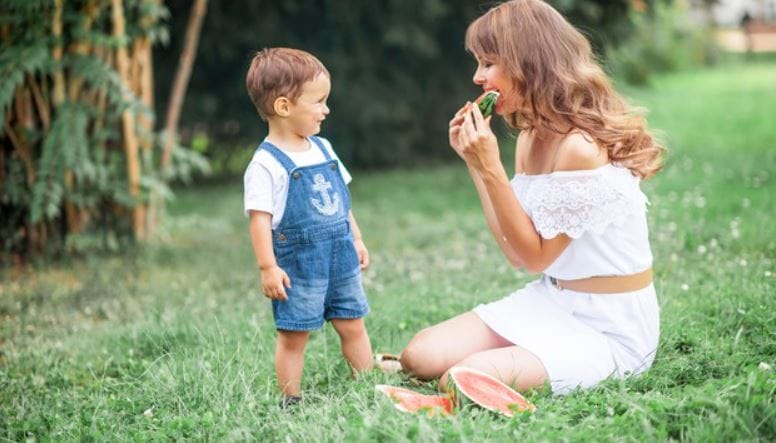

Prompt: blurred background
[
  {"left": 2, "top": 2, "right": 775, "bottom": 439},
  {"left": 1, "top": 0, "right": 774, "bottom": 261}
]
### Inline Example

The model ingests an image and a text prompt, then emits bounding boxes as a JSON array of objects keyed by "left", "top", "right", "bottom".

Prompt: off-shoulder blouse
[{"left": 511, "top": 163, "right": 653, "bottom": 280}]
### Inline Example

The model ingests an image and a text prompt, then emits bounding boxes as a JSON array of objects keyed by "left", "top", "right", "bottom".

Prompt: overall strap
[
  {"left": 257, "top": 141, "right": 296, "bottom": 172},
  {"left": 310, "top": 136, "right": 333, "bottom": 161}
]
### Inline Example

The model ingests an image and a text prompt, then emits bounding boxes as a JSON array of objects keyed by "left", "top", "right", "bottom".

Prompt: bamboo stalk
[
  {"left": 68, "top": 0, "right": 101, "bottom": 102},
  {"left": 160, "top": 0, "right": 208, "bottom": 171},
  {"left": 28, "top": 74, "right": 51, "bottom": 131},
  {"left": 139, "top": 37, "right": 158, "bottom": 232},
  {"left": 52, "top": 0, "right": 66, "bottom": 105},
  {"left": 4, "top": 121, "right": 36, "bottom": 186},
  {"left": 14, "top": 88, "right": 31, "bottom": 130},
  {"left": 111, "top": 0, "right": 145, "bottom": 239}
]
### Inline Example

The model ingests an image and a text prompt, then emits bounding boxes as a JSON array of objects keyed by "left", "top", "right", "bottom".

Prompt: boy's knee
[
  {"left": 277, "top": 330, "right": 309, "bottom": 351},
  {"left": 332, "top": 318, "right": 367, "bottom": 341}
]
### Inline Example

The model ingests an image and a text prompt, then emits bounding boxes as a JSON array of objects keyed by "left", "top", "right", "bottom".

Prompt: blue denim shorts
[{"left": 270, "top": 226, "right": 369, "bottom": 331}]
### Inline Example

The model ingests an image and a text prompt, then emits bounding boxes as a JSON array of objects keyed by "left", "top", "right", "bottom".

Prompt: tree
[{"left": 0, "top": 0, "right": 207, "bottom": 261}]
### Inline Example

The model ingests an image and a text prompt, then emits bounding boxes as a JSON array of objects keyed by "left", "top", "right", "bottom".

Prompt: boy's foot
[
  {"left": 279, "top": 395, "right": 303, "bottom": 410},
  {"left": 375, "top": 353, "right": 403, "bottom": 374}
]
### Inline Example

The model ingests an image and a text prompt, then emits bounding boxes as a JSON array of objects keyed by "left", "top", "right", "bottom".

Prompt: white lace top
[{"left": 511, "top": 163, "right": 653, "bottom": 280}]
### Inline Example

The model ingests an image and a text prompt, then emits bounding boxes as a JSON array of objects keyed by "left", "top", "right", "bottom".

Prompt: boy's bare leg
[
  {"left": 275, "top": 330, "right": 310, "bottom": 396},
  {"left": 331, "top": 318, "right": 373, "bottom": 374}
]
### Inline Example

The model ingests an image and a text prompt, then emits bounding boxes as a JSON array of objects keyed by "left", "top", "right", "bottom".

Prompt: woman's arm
[
  {"left": 449, "top": 104, "right": 524, "bottom": 267},
  {"left": 454, "top": 104, "right": 596, "bottom": 272},
  {"left": 466, "top": 164, "right": 525, "bottom": 267}
]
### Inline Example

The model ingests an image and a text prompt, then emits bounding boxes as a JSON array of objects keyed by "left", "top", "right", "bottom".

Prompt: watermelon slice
[
  {"left": 476, "top": 90, "right": 500, "bottom": 118},
  {"left": 375, "top": 385, "right": 453, "bottom": 416},
  {"left": 448, "top": 366, "right": 535, "bottom": 417}
]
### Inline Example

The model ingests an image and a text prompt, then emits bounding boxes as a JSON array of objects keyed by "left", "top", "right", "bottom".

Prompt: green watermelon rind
[
  {"left": 448, "top": 366, "right": 535, "bottom": 417},
  {"left": 477, "top": 91, "right": 500, "bottom": 118}
]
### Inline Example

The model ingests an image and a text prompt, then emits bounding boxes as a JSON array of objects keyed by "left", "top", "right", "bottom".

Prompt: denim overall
[{"left": 259, "top": 137, "right": 369, "bottom": 331}]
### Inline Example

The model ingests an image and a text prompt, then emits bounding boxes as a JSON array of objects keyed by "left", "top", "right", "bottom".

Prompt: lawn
[{"left": 1, "top": 59, "right": 774, "bottom": 441}]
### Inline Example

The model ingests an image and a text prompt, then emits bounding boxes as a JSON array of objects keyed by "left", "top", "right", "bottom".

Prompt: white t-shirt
[{"left": 243, "top": 137, "right": 352, "bottom": 229}]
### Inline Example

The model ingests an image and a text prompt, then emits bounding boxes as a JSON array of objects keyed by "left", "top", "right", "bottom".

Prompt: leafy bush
[
  {"left": 0, "top": 0, "right": 208, "bottom": 261},
  {"left": 608, "top": 1, "right": 720, "bottom": 85}
]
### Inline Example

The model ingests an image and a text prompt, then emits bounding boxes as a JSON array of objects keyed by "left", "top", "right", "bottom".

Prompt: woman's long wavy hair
[{"left": 466, "top": 0, "right": 665, "bottom": 179}]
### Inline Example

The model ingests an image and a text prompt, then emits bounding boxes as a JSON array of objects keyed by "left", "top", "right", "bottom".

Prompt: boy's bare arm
[
  {"left": 248, "top": 210, "right": 291, "bottom": 300},
  {"left": 348, "top": 210, "right": 369, "bottom": 270}
]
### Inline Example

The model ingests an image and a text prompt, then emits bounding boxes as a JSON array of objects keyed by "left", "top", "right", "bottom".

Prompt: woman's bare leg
[
  {"left": 400, "top": 311, "right": 512, "bottom": 379},
  {"left": 439, "top": 345, "right": 548, "bottom": 392}
]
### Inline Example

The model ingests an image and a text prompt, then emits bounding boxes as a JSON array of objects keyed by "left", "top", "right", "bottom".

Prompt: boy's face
[{"left": 288, "top": 73, "right": 331, "bottom": 137}]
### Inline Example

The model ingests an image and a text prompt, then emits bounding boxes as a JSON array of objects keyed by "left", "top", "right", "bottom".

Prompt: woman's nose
[{"left": 472, "top": 68, "right": 485, "bottom": 85}]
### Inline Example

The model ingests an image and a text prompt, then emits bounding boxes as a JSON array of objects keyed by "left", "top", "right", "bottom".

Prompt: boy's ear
[{"left": 273, "top": 97, "right": 291, "bottom": 117}]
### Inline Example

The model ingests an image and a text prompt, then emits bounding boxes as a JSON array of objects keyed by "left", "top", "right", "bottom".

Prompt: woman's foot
[{"left": 374, "top": 353, "right": 403, "bottom": 374}]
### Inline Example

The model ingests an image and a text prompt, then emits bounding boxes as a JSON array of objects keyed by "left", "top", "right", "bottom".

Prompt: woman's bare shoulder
[{"left": 553, "top": 131, "right": 608, "bottom": 172}]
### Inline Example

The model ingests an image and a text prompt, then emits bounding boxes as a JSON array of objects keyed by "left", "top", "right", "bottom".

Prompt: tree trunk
[
  {"left": 160, "top": 0, "right": 208, "bottom": 171},
  {"left": 111, "top": 0, "right": 145, "bottom": 239}
]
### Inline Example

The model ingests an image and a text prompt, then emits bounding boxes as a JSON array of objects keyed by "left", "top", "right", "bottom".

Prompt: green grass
[{"left": 2, "top": 61, "right": 775, "bottom": 441}]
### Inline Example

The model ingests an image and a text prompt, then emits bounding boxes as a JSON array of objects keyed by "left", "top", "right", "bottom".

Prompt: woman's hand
[
  {"left": 457, "top": 102, "right": 500, "bottom": 172},
  {"left": 448, "top": 102, "right": 470, "bottom": 160}
]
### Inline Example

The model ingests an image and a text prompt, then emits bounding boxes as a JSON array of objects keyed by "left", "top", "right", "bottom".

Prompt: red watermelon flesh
[
  {"left": 449, "top": 367, "right": 535, "bottom": 417},
  {"left": 375, "top": 385, "right": 453, "bottom": 416}
]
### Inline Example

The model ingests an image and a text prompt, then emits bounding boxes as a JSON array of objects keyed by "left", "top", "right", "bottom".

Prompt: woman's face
[{"left": 472, "top": 55, "right": 521, "bottom": 115}]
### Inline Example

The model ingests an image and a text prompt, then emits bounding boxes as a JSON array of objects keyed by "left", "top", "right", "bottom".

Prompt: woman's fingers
[
  {"left": 461, "top": 108, "right": 478, "bottom": 143},
  {"left": 471, "top": 102, "right": 486, "bottom": 128}
]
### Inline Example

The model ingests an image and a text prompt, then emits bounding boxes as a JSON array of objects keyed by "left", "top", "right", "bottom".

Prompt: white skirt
[{"left": 473, "top": 276, "right": 660, "bottom": 395}]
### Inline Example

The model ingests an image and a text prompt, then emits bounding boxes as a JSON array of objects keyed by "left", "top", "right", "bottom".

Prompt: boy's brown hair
[{"left": 246, "top": 47, "right": 329, "bottom": 121}]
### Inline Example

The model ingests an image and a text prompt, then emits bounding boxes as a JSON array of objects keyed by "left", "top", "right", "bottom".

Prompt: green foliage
[
  {"left": 1, "top": 60, "right": 773, "bottom": 440},
  {"left": 0, "top": 46, "right": 49, "bottom": 128},
  {"left": 155, "top": 0, "right": 648, "bottom": 173},
  {"left": 609, "top": 1, "right": 720, "bottom": 85},
  {"left": 0, "top": 0, "right": 209, "bottom": 261}
]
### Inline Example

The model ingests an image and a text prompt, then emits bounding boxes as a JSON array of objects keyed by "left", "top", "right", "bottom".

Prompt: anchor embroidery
[{"left": 310, "top": 173, "right": 340, "bottom": 216}]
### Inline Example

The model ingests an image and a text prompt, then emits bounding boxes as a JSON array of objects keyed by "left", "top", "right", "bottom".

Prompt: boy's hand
[
  {"left": 354, "top": 239, "right": 370, "bottom": 270},
  {"left": 261, "top": 265, "right": 291, "bottom": 301}
]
